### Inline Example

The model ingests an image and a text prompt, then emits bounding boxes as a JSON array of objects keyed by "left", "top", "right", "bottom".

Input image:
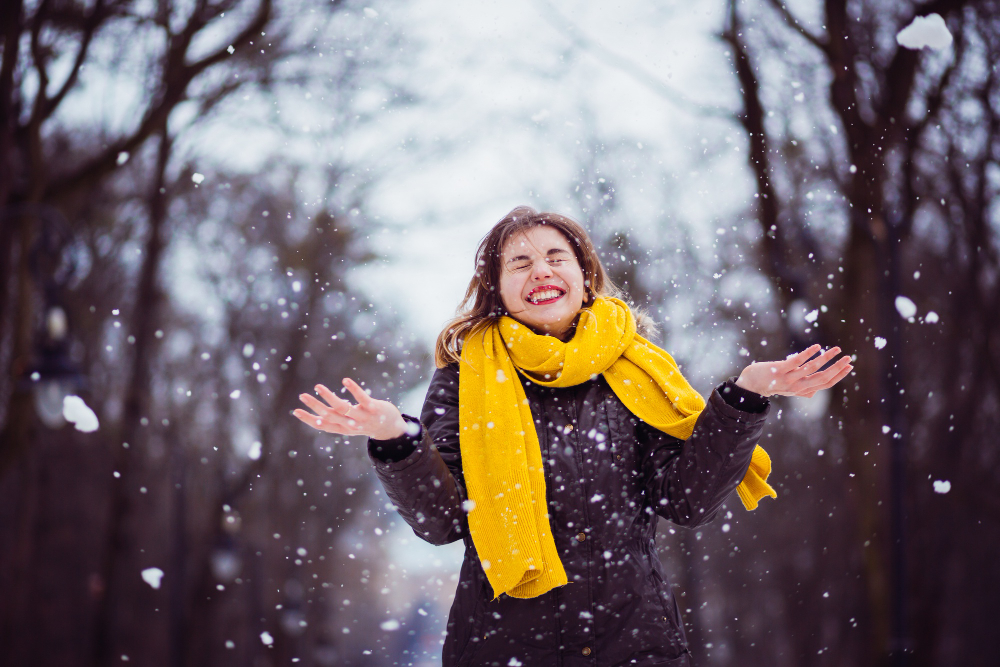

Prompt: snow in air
[
  {"left": 63, "top": 395, "right": 99, "bottom": 432},
  {"left": 933, "top": 480, "right": 951, "bottom": 494},
  {"left": 191, "top": 172, "right": 205, "bottom": 184},
  {"left": 380, "top": 619, "right": 400, "bottom": 631},
  {"left": 896, "top": 14, "right": 953, "bottom": 50},
  {"left": 260, "top": 631, "right": 273, "bottom": 646},
  {"left": 895, "top": 296, "right": 917, "bottom": 319},
  {"left": 874, "top": 337, "right": 887, "bottom": 350},
  {"left": 141, "top": 567, "right": 164, "bottom": 589},
  {"left": 925, "top": 311, "right": 939, "bottom": 323},
  {"left": 804, "top": 309, "right": 819, "bottom": 323}
]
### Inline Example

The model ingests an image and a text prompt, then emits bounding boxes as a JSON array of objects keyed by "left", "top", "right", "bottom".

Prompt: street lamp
[
  {"left": 23, "top": 304, "right": 86, "bottom": 427},
  {"left": 4, "top": 204, "right": 87, "bottom": 427}
]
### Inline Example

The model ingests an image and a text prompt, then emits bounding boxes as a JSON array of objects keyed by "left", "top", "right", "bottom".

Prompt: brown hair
[{"left": 434, "top": 206, "right": 656, "bottom": 367}]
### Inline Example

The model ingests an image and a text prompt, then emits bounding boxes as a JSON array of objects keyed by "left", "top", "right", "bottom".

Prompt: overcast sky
[{"left": 345, "top": 0, "right": 752, "bottom": 359}]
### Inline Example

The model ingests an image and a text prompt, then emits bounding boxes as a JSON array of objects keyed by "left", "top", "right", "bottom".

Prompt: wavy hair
[{"left": 434, "top": 206, "right": 656, "bottom": 367}]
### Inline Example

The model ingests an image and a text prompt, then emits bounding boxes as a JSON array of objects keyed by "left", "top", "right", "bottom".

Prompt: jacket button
[
  {"left": 576, "top": 533, "right": 586, "bottom": 542},
  {"left": 582, "top": 647, "right": 592, "bottom": 656},
  {"left": 616, "top": 454, "right": 621, "bottom": 460}
]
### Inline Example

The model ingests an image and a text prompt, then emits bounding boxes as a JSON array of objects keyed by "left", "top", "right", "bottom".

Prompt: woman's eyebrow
[{"left": 505, "top": 247, "right": 571, "bottom": 264}]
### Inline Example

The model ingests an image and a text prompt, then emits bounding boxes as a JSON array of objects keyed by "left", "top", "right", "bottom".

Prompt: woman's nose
[{"left": 530, "top": 259, "right": 553, "bottom": 279}]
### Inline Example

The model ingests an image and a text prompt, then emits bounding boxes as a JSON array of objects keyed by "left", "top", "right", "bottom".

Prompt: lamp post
[
  {"left": 5, "top": 204, "right": 87, "bottom": 427},
  {"left": 21, "top": 303, "right": 86, "bottom": 427}
]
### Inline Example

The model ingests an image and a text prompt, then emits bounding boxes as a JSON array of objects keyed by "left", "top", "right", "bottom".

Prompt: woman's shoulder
[
  {"left": 434, "top": 361, "right": 460, "bottom": 379},
  {"left": 426, "top": 362, "right": 460, "bottom": 401}
]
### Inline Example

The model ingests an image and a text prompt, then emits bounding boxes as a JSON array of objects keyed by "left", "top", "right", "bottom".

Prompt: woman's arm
[
  {"left": 366, "top": 365, "right": 469, "bottom": 546},
  {"left": 293, "top": 368, "right": 468, "bottom": 546},
  {"left": 639, "top": 344, "right": 852, "bottom": 526},
  {"left": 638, "top": 379, "right": 770, "bottom": 527}
]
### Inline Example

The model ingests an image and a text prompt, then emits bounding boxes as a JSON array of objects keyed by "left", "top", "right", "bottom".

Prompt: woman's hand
[
  {"left": 293, "top": 378, "right": 408, "bottom": 440},
  {"left": 736, "top": 344, "right": 853, "bottom": 398}
]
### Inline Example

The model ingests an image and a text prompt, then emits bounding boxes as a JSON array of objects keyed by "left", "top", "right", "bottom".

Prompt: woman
[{"left": 294, "top": 207, "right": 852, "bottom": 666}]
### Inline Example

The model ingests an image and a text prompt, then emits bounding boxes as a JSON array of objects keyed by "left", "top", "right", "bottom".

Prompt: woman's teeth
[{"left": 528, "top": 289, "right": 563, "bottom": 303}]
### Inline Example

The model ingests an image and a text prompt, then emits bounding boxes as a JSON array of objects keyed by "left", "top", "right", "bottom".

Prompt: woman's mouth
[{"left": 526, "top": 286, "right": 566, "bottom": 305}]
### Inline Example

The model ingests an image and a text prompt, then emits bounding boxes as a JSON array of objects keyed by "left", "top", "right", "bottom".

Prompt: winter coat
[{"left": 367, "top": 363, "right": 770, "bottom": 667}]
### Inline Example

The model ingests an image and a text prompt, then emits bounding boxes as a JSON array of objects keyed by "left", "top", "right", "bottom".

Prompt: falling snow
[
  {"left": 895, "top": 296, "right": 917, "bottom": 319},
  {"left": 141, "top": 567, "right": 164, "bottom": 589},
  {"left": 896, "top": 14, "right": 953, "bottom": 50},
  {"left": 63, "top": 395, "right": 99, "bottom": 432}
]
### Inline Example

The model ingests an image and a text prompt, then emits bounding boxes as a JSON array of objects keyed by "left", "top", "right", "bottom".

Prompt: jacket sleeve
[
  {"left": 366, "top": 364, "right": 468, "bottom": 546},
  {"left": 637, "top": 379, "right": 770, "bottom": 527}
]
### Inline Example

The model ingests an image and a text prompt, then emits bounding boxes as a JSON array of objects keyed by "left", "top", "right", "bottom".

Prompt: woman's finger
[
  {"left": 314, "top": 384, "right": 354, "bottom": 413},
  {"left": 794, "top": 355, "right": 848, "bottom": 388},
  {"left": 817, "top": 362, "right": 854, "bottom": 390},
  {"left": 792, "top": 361, "right": 853, "bottom": 396},
  {"left": 803, "top": 356, "right": 852, "bottom": 386},
  {"left": 299, "top": 393, "right": 340, "bottom": 416},
  {"left": 293, "top": 407, "right": 363, "bottom": 434},
  {"left": 792, "top": 346, "right": 842, "bottom": 379},
  {"left": 342, "top": 378, "right": 375, "bottom": 407},
  {"left": 293, "top": 408, "right": 335, "bottom": 430},
  {"left": 781, "top": 344, "right": 822, "bottom": 370}
]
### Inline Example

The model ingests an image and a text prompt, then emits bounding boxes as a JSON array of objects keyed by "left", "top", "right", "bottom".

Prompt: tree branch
[
  {"left": 45, "top": 0, "right": 272, "bottom": 199},
  {"left": 38, "top": 0, "right": 106, "bottom": 122},
  {"left": 721, "top": 0, "right": 807, "bottom": 307},
  {"left": 535, "top": 0, "right": 733, "bottom": 119},
  {"left": 763, "top": 0, "right": 829, "bottom": 53}
]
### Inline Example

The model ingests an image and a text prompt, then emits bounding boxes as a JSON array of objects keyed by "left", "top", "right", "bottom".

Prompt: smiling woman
[
  {"left": 293, "top": 206, "right": 853, "bottom": 666},
  {"left": 434, "top": 208, "right": 658, "bottom": 364}
]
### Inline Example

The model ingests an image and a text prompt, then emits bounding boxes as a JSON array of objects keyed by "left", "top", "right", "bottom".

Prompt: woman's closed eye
[
  {"left": 508, "top": 257, "right": 569, "bottom": 271},
  {"left": 510, "top": 257, "right": 568, "bottom": 271}
]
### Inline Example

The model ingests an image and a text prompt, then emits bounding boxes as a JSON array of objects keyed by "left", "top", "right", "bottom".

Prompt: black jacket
[{"left": 368, "top": 363, "right": 769, "bottom": 667}]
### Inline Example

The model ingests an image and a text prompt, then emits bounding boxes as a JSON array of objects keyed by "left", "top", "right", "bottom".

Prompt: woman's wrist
[
  {"left": 370, "top": 414, "right": 410, "bottom": 441},
  {"left": 735, "top": 371, "right": 771, "bottom": 397}
]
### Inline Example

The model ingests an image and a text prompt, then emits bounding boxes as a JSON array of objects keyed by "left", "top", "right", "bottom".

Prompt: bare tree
[
  {"left": 0, "top": 1, "right": 423, "bottom": 665},
  {"left": 721, "top": 1, "right": 1000, "bottom": 665}
]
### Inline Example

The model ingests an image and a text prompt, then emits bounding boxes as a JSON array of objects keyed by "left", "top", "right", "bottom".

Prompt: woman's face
[{"left": 498, "top": 225, "right": 586, "bottom": 340}]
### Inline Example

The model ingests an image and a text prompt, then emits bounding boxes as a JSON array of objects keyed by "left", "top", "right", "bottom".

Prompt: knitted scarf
[{"left": 458, "top": 297, "right": 775, "bottom": 600}]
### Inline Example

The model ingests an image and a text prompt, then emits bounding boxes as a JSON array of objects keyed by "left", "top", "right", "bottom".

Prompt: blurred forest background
[{"left": 1, "top": 1, "right": 997, "bottom": 666}]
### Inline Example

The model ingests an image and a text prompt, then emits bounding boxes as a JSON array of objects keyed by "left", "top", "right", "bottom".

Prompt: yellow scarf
[{"left": 458, "top": 297, "right": 775, "bottom": 599}]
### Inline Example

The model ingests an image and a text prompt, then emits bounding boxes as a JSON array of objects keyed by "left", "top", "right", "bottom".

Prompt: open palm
[
  {"left": 736, "top": 344, "right": 853, "bottom": 398},
  {"left": 293, "top": 378, "right": 408, "bottom": 441}
]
